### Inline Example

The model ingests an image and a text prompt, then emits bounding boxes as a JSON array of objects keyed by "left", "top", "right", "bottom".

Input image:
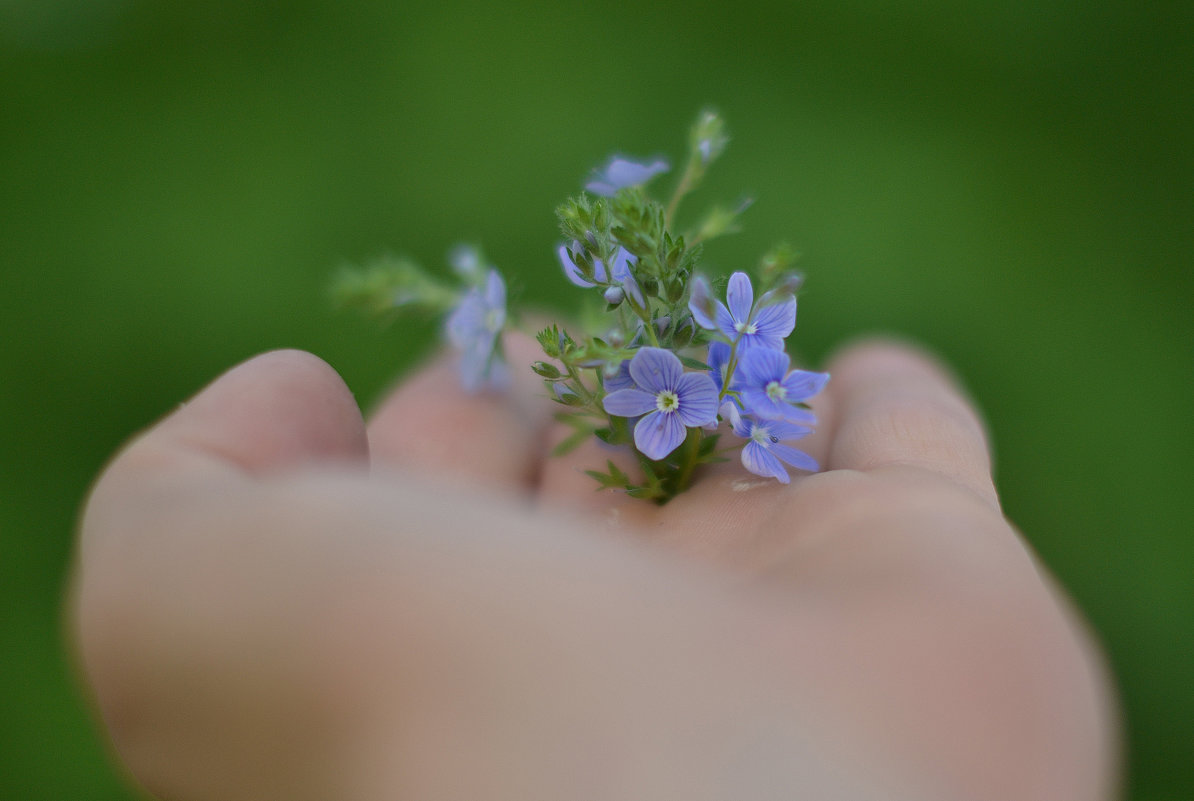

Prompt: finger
[
  {"left": 73, "top": 349, "right": 370, "bottom": 798},
  {"left": 821, "top": 339, "right": 997, "bottom": 506},
  {"left": 85, "top": 349, "right": 367, "bottom": 510},
  {"left": 366, "top": 332, "right": 556, "bottom": 492}
]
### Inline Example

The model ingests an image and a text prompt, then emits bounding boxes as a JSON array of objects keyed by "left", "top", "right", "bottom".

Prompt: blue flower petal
[
  {"left": 586, "top": 157, "right": 670, "bottom": 197},
  {"left": 445, "top": 290, "right": 483, "bottom": 348},
  {"left": 740, "top": 386, "right": 791, "bottom": 421},
  {"left": 753, "top": 295, "right": 796, "bottom": 340},
  {"left": 634, "top": 409, "right": 686, "bottom": 460},
  {"left": 557, "top": 244, "right": 596, "bottom": 288},
  {"left": 745, "top": 333, "right": 786, "bottom": 352},
  {"left": 714, "top": 301, "right": 738, "bottom": 342},
  {"left": 621, "top": 271, "right": 645, "bottom": 307},
  {"left": 722, "top": 401, "right": 747, "bottom": 435},
  {"left": 675, "top": 372, "right": 719, "bottom": 427},
  {"left": 737, "top": 347, "right": 789, "bottom": 386},
  {"left": 741, "top": 441, "right": 790, "bottom": 483},
  {"left": 781, "top": 369, "right": 830, "bottom": 402},
  {"left": 483, "top": 269, "right": 506, "bottom": 310},
  {"left": 603, "top": 361, "right": 635, "bottom": 393},
  {"left": 726, "top": 272, "right": 754, "bottom": 324},
  {"left": 765, "top": 419, "right": 814, "bottom": 440},
  {"left": 628, "top": 347, "right": 682, "bottom": 393},
  {"left": 688, "top": 276, "right": 719, "bottom": 330},
  {"left": 769, "top": 443, "right": 818, "bottom": 473},
  {"left": 609, "top": 247, "right": 634, "bottom": 282},
  {"left": 603, "top": 388, "right": 657, "bottom": 418},
  {"left": 706, "top": 341, "right": 732, "bottom": 392}
]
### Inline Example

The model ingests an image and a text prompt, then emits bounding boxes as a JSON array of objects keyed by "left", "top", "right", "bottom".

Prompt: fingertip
[
  {"left": 366, "top": 332, "right": 555, "bottom": 491},
  {"left": 822, "top": 337, "right": 997, "bottom": 506},
  {"left": 141, "top": 349, "right": 369, "bottom": 476},
  {"left": 823, "top": 337, "right": 964, "bottom": 390}
]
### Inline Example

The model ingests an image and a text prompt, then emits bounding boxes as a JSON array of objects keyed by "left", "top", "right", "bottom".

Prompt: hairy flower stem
[
  {"left": 718, "top": 339, "right": 743, "bottom": 402},
  {"left": 664, "top": 169, "right": 694, "bottom": 227}
]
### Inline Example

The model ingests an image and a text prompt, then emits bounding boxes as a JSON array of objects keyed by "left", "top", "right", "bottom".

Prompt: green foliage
[{"left": 332, "top": 255, "right": 458, "bottom": 318}]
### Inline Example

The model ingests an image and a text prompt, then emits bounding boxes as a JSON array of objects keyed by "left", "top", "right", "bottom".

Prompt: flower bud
[{"left": 604, "top": 286, "right": 625, "bottom": 305}]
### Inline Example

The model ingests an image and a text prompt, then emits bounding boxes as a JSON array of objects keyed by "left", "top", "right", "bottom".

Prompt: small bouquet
[{"left": 335, "top": 111, "right": 828, "bottom": 504}]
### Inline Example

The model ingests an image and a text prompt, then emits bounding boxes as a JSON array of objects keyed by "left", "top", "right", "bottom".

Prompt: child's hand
[{"left": 71, "top": 337, "right": 1118, "bottom": 801}]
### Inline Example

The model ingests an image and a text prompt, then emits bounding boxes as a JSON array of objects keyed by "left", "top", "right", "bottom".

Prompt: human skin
[{"left": 69, "top": 336, "right": 1119, "bottom": 801}]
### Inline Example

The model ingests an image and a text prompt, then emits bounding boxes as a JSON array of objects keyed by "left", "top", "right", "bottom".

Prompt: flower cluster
[{"left": 335, "top": 111, "right": 828, "bottom": 503}]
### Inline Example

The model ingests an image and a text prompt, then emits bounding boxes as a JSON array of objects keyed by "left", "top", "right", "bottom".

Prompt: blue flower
[
  {"left": 602, "top": 347, "right": 719, "bottom": 460},
  {"left": 602, "top": 359, "right": 635, "bottom": 393},
  {"left": 688, "top": 272, "right": 796, "bottom": 352},
  {"left": 706, "top": 341, "right": 734, "bottom": 394},
  {"left": 445, "top": 269, "right": 507, "bottom": 392},
  {"left": 736, "top": 347, "right": 827, "bottom": 423},
  {"left": 558, "top": 244, "right": 644, "bottom": 307},
  {"left": 585, "top": 156, "right": 670, "bottom": 197},
  {"left": 730, "top": 414, "right": 818, "bottom": 484}
]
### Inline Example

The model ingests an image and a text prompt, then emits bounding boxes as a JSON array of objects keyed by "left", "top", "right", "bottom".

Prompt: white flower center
[
  {"left": 750, "top": 424, "right": 780, "bottom": 446},
  {"left": 656, "top": 390, "right": 680, "bottom": 414},
  {"left": 765, "top": 380, "right": 786, "bottom": 401},
  {"left": 734, "top": 321, "right": 759, "bottom": 335}
]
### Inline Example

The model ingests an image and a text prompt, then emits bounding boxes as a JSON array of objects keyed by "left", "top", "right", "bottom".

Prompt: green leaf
[
  {"left": 697, "top": 433, "right": 721, "bottom": 457},
  {"left": 552, "top": 426, "right": 593, "bottom": 457}
]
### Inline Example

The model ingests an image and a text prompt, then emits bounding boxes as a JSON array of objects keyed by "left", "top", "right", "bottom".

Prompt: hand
[{"left": 70, "top": 336, "right": 1118, "bottom": 801}]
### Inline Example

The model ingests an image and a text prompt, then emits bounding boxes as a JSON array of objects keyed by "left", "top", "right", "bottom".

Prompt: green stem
[
  {"left": 671, "top": 427, "right": 703, "bottom": 497},
  {"left": 717, "top": 338, "right": 742, "bottom": 403},
  {"left": 664, "top": 168, "right": 693, "bottom": 227}
]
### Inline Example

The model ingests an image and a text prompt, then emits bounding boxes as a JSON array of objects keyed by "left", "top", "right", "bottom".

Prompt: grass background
[{"left": 1, "top": 1, "right": 1190, "bottom": 798}]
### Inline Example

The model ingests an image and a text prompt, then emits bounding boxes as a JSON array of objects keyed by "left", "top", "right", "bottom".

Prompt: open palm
[{"left": 73, "top": 335, "right": 1117, "bottom": 801}]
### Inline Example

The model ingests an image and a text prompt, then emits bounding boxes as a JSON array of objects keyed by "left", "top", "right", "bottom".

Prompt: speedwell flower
[
  {"left": 445, "top": 268, "right": 507, "bottom": 392},
  {"left": 558, "top": 244, "right": 644, "bottom": 307},
  {"left": 602, "top": 347, "right": 719, "bottom": 460},
  {"left": 731, "top": 414, "right": 817, "bottom": 484},
  {"left": 736, "top": 347, "right": 826, "bottom": 424},
  {"left": 585, "top": 156, "right": 670, "bottom": 197},
  {"left": 706, "top": 341, "right": 734, "bottom": 394},
  {"left": 688, "top": 271, "right": 796, "bottom": 352}
]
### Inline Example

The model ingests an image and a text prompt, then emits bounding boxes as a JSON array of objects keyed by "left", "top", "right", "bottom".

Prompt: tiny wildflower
[
  {"left": 707, "top": 341, "right": 734, "bottom": 395},
  {"left": 585, "top": 156, "right": 670, "bottom": 197},
  {"left": 602, "top": 359, "right": 635, "bottom": 393},
  {"left": 731, "top": 414, "right": 818, "bottom": 484},
  {"left": 338, "top": 112, "right": 830, "bottom": 502},
  {"left": 736, "top": 347, "right": 827, "bottom": 424},
  {"left": 603, "top": 347, "right": 718, "bottom": 460},
  {"left": 558, "top": 244, "right": 644, "bottom": 307},
  {"left": 445, "top": 269, "right": 507, "bottom": 392},
  {"left": 689, "top": 271, "right": 796, "bottom": 352}
]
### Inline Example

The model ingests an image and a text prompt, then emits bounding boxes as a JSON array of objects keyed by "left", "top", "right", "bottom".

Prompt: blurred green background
[{"left": 1, "top": 0, "right": 1190, "bottom": 798}]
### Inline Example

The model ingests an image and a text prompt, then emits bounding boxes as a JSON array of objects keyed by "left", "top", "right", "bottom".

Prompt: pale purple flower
[
  {"left": 602, "top": 359, "right": 635, "bottom": 393},
  {"left": 558, "top": 244, "right": 644, "bottom": 307},
  {"left": 602, "top": 347, "right": 719, "bottom": 460},
  {"left": 731, "top": 414, "right": 817, "bottom": 484},
  {"left": 586, "top": 156, "right": 670, "bottom": 196},
  {"left": 707, "top": 341, "right": 734, "bottom": 394},
  {"left": 736, "top": 347, "right": 826, "bottom": 424},
  {"left": 445, "top": 269, "right": 507, "bottom": 392},
  {"left": 688, "top": 271, "right": 796, "bottom": 352}
]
